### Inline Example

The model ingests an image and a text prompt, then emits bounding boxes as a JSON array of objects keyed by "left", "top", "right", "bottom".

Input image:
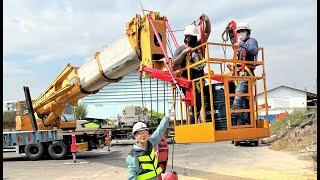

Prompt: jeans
[{"left": 232, "top": 80, "right": 250, "bottom": 125}]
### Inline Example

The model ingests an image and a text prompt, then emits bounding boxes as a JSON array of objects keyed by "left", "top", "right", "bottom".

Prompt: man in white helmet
[
  {"left": 232, "top": 22, "right": 259, "bottom": 125},
  {"left": 126, "top": 104, "right": 175, "bottom": 180},
  {"left": 171, "top": 13, "right": 211, "bottom": 124}
]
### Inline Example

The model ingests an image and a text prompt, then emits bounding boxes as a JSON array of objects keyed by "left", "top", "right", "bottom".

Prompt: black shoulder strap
[
  {"left": 129, "top": 148, "right": 144, "bottom": 157},
  {"left": 129, "top": 142, "right": 154, "bottom": 157}
]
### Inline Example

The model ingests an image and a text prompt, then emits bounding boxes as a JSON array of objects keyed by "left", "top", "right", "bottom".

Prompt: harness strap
[{"left": 233, "top": 64, "right": 255, "bottom": 86}]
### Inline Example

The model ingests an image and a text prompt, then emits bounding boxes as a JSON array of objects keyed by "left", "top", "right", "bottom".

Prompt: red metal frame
[
  {"left": 163, "top": 16, "right": 179, "bottom": 49},
  {"left": 141, "top": 13, "right": 194, "bottom": 106},
  {"left": 146, "top": 14, "right": 177, "bottom": 83},
  {"left": 209, "top": 74, "right": 224, "bottom": 82},
  {"left": 143, "top": 67, "right": 194, "bottom": 106}
]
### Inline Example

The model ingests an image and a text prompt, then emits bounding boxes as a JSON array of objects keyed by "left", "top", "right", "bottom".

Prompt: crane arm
[{"left": 30, "top": 11, "right": 177, "bottom": 129}]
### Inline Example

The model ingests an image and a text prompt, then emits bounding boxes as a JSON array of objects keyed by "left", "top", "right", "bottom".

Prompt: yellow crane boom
[{"left": 17, "top": 11, "right": 167, "bottom": 131}]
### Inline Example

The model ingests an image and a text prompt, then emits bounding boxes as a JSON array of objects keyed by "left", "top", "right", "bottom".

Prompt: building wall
[
  {"left": 3, "top": 100, "right": 16, "bottom": 112},
  {"left": 81, "top": 70, "right": 173, "bottom": 119},
  {"left": 257, "top": 86, "right": 307, "bottom": 116}
]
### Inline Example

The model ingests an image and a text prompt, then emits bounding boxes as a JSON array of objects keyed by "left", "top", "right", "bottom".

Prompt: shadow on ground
[{"left": 3, "top": 150, "right": 253, "bottom": 179}]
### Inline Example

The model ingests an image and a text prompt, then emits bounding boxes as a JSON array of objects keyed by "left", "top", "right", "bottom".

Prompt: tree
[
  {"left": 3, "top": 111, "right": 16, "bottom": 123},
  {"left": 146, "top": 110, "right": 164, "bottom": 122},
  {"left": 74, "top": 103, "right": 88, "bottom": 120}
]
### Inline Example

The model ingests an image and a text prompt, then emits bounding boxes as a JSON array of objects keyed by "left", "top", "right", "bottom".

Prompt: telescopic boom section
[{"left": 30, "top": 11, "right": 186, "bottom": 129}]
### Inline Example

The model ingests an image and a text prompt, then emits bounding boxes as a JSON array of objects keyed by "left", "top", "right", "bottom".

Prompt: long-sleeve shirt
[
  {"left": 126, "top": 116, "right": 170, "bottom": 180},
  {"left": 238, "top": 38, "right": 259, "bottom": 61}
]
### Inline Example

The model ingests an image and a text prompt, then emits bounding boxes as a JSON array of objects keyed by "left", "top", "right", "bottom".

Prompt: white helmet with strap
[
  {"left": 132, "top": 122, "right": 149, "bottom": 135},
  {"left": 236, "top": 22, "right": 251, "bottom": 32},
  {"left": 184, "top": 25, "right": 199, "bottom": 36}
]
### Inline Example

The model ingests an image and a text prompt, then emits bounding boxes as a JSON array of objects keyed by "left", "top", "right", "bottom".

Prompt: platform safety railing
[{"left": 172, "top": 42, "right": 269, "bottom": 131}]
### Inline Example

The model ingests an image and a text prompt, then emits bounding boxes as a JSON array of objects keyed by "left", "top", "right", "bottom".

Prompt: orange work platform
[{"left": 171, "top": 42, "right": 270, "bottom": 143}]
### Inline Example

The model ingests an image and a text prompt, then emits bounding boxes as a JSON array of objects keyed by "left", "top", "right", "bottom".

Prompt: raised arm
[
  {"left": 149, "top": 104, "right": 175, "bottom": 147},
  {"left": 171, "top": 46, "right": 190, "bottom": 67},
  {"left": 200, "top": 13, "right": 211, "bottom": 42},
  {"left": 149, "top": 116, "right": 170, "bottom": 147}
]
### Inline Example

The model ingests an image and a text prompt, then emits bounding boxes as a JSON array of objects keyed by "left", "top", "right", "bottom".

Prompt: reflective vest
[{"left": 130, "top": 148, "right": 163, "bottom": 180}]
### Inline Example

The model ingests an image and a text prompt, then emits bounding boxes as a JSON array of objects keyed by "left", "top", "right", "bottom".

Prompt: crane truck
[
  {"left": 3, "top": 10, "right": 270, "bottom": 160},
  {"left": 3, "top": 11, "right": 179, "bottom": 161}
]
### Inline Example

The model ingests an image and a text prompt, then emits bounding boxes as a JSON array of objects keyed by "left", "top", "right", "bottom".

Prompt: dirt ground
[{"left": 3, "top": 141, "right": 316, "bottom": 180}]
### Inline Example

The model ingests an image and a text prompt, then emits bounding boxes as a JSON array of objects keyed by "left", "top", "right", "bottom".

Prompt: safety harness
[{"left": 222, "top": 21, "right": 256, "bottom": 85}]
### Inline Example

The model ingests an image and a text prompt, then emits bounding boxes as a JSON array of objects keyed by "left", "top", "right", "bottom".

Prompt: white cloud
[
  {"left": 4, "top": 1, "right": 130, "bottom": 62},
  {"left": 3, "top": 0, "right": 317, "bottom": 101}
]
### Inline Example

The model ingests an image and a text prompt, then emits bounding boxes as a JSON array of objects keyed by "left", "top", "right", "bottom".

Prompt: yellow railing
[{"left": 172, "top": 41, "right": 269, "bottom": 131}]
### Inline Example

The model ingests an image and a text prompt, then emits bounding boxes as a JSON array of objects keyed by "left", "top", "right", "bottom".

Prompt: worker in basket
[
  {"left": 126, "top": 104, "right": 175, "bottom": 180},
  {"left": 232, "top": 22, "right": 259, "bottom": 125},
  {"left": 171, "top": 13, "right": 211, "bottom": 124}
]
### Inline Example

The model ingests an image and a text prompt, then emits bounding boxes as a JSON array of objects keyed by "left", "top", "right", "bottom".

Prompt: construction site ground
[{"left": 3, "top": 141, "right": 316, "bottom": 180}]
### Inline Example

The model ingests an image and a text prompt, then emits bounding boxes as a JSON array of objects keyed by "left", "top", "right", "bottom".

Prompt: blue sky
[{"left": 3, "top": 0, "right": 317, "bottom": 101}]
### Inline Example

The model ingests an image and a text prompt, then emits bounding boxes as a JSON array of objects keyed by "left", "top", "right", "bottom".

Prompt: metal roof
[{"left": 257, "top": 85, "right": 317, "bottom": 97}]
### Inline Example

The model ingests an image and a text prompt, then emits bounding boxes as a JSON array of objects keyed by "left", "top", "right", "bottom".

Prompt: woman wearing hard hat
[{"left": 126, "top": 104, "right": 175, "bottom": 180}]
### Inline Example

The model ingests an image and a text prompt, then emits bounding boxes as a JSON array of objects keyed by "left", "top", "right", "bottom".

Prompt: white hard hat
[
  {"left": 236, "top": 22, "right": 251, "bottom": 32},
  {"left": 184, "top": 25, "right": 199, "bottom": 36},
  {"left": 132, "top": 122, "right": 149, "bottom": 135}
]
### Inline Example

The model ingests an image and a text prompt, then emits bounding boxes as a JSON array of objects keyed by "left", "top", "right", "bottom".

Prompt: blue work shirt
[
  {"left": 238, "top": 38, "right": 259, "bottom": 61},
  {"left": 126, "top": 116, "right": 170, "bottom": 180}
]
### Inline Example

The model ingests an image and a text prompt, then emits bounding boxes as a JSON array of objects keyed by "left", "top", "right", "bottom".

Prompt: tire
[
  {"left": 235, "top": 141, "right": 240, "bottom": 146},
  {"left": 253, "top": 141, "right": 259, "bottom": 147},
  {"left": 24, "top": 143, "right": 44, "bottom": 161},
  {"left": 48, "top": 141, "right": 68, "bottom": 160}
]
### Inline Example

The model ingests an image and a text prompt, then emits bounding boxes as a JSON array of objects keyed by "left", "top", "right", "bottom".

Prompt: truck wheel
[
  {"left": 253, "top": 141, "right": 259, "bottom": 147},
  {"left": 235, "top": 141, "right": 240, "bottom": 146},
  {"left": 24, "top": 143, "right": 44, "bottom": 161},
  {"left": 48, "top": 141, "right": 68, "bottom": 160}
]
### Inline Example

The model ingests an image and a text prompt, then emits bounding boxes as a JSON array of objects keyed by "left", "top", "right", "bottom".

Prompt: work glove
[
  {"left": 166, "top": 103, "right": 175, "bottom": 119},
  {"left": 191, "top": 52, "right": 205, "bottom": 71}
]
